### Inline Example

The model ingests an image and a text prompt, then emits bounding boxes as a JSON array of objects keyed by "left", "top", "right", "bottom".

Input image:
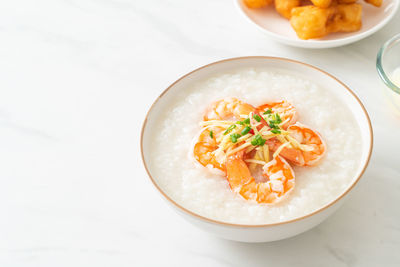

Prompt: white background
[{"left": 1, "top": 1, "right": 399, "bottom": 266}]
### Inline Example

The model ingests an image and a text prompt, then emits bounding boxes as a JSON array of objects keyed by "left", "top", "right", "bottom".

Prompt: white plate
[{"left": 235, "top": 0, "right": 399, "bottom": 48}]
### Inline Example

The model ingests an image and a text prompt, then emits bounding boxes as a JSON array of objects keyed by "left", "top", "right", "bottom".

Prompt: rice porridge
[{"left": 148, "top": 68, "right": 362, "bottom": 224}]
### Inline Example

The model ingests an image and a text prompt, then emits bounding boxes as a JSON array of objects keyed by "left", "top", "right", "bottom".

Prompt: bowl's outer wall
[{"left": 168, "top": 193, "right": 348, "bottom": 242}]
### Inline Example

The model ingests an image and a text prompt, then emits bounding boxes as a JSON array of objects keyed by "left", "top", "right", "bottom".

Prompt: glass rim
[{"left": 376, "top": 33, "right": 400, "bottom": 95}]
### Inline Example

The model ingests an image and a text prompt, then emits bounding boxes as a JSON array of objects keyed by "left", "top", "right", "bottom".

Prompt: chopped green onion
[
  {"left": 269, "top": 123, "right": 279, "bottom": 129},
  {"left": 241, "top": 126, "right": 251, "bottom": 135},
  {"left": 275, "top": 113, "right": 282, "bottom": 124},
  {"left": 237, "top": 118, "right": 251, "bottom": 125},
  {"left": 230, "top": 133, "right": 241, "bottom": 143},
  {"left": 258, "top": 138, "right": 266, "bottom": 146},
  {"left": 267, "top": 113, "right": 282, "bottom": 129},
  {"left": 263, "top": 109, "right": 272, "bottom": 115},
  {"left": 271, "top": 129, "right": 281, "bottom": 134},
  {"left": 251, "top": 134, "right": 266, "bottom": 146},
  {"left": 209, "top": 130, "right": 213, "bottom": 139},
  {"left": 223, "top": 124, "right": 236, "bottom": 135},
  {"left": 253, "top": 114, "right": 261, "bottom": 122}
]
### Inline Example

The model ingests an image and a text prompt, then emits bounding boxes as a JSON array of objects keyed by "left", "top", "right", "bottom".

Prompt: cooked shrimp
[
  {"left": 266, "top": 122, "right": 326, "bottom": 166},
  {"left": 226, "top": 151, "right": 295, "bottom": 204},
  {"left": 257, "top": 100, "right": 297, "bottom": 129},
  {"left": 204, "top": 98, "right": 255, "bottom": 121},
  {"left": 193, "top": 98, "right": 327, "bottom": 204},
  {"left": 193, "top": 127, "right": 225, "bottom": 171}
]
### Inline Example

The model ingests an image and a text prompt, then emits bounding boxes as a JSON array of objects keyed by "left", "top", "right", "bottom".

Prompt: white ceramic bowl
[
  {"left": 141, "top": 57, "right": 373, "bottom": 242},
  {"left": 235, "top": 0, "right": 399, "bottom": 48}
]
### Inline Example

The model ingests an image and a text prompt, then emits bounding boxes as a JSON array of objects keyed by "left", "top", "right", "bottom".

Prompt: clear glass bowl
[{"left": 377, "top": 33, "right": 400, "bottom": 112}]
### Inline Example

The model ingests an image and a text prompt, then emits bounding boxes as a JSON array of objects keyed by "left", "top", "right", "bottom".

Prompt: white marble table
[{"left": 1, "top": 1, "right": 399, "bottom": 266}]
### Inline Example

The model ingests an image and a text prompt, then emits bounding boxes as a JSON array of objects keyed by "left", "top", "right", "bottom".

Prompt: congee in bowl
[{"left": 145, "top": 62, "right": 363, "bottom": 225}]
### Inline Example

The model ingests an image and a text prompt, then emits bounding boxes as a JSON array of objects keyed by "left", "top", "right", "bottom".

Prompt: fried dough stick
[
  {"left": 310, "top": 0, "right": 332, "bottom": 8},
  {"left": 275, "top": 0, "right": 301, "bottom": 19},
  {"left": 364, "top": 0, "right": 382, "bottom": 7},
  {"left": 290, "top": 4, "right": 362, "bottom": 40},
  {"left": 243, "top": 0, "right": 272, "bottom": 8}
]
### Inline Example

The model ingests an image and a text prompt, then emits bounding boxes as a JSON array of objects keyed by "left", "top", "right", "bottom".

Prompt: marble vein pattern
[{"left": 1, "top": 0, "right": 399, "bottom": 266}]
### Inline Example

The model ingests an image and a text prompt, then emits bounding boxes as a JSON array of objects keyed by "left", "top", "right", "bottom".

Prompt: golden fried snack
[
  {"left": 243, "top": 0, "right": 272, "bottom": 8},
  {"left": 337, "top": 0, "right": 357, "bottom": 3},
  {"left": 244, "top": 0, "right": 379, "bottom": 40},
  {"left": 364, "top": 0, "right": 382, "bottom": 7},
  {"left": 290, "top": 6, "right": 333, "bottom": 39},
  {"left": 327, "top": 4, "right": 362, "bottom": 33},
  {"left": 290, "top": 4, "right": 362, "bottom": 40},
  {"left": 310, "top": 0, "right": 332, "bottom": 8},
  {"left": 275, "top": 0, "right": 301, "bottom": 19}
]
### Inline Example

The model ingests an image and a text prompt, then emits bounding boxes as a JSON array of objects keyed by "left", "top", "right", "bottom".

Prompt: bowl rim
[
  {"left": 376, "top": 32, "right": 400, "bottom": 94},
  {"left": 140, "top": 56, "right": 373, "bottom": 228},
  {"left": 234, "top": 0, "right": 400, "bottom": 49}
]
